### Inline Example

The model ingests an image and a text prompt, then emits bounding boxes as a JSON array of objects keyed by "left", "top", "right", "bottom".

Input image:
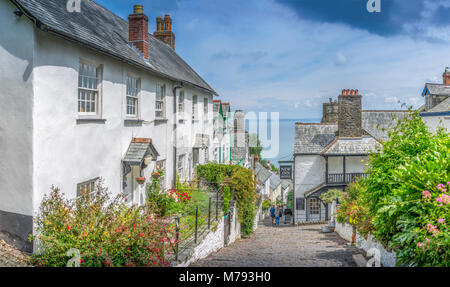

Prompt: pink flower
[
  {"left": 422, "top": 190, "right": 432, "bottom": 200},
  {"left": 426, "top": 224, "right": 438, "bottom": 236},
  {"left": 417, "top": 242, "right": 424, "bottom": 247},
  {"left": 436, "top": 194, "right": 450, "bottom": 205},
  {"left": 437, "top": 183, "right": 445, "bottom": 189},
  {"left": 438, "top": 218, "right": 445, "bottom": 224}
]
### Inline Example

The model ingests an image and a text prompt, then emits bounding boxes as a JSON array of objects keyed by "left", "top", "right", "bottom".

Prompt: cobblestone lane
[
  {"left": 191, "top": 217, "right": 362, "bottom": 267},
  {"left": 0, "top": 240, "right": 31, "bottom": 267}
]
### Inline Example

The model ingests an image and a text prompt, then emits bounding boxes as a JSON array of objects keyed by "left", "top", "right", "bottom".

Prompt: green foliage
[
  {"left": 286, "top": 191, "right": 294, "bottom": 209},
  {"left": 270, "top": 164, "right": 279, "bottom": 172},
  {"left": 30, "top": 181, "right": 174, "bottom": 267},
  {"left": 249, "top": 133, "right": 263, "bottom": 159},
  {"left": 262, "top": 199, "right": 271, "bottom": 212},
  {"left": 197, "top": 163, "right": 257, "bottom": 236},
  {"left": 336, "top": 112, "right": 450, "bottom": 266},
  {"left": 223, "top": 185, "right": 231, "bottom": 213},
  {"left": 320, "top": 189, "right": 344, "bottom": 204}
]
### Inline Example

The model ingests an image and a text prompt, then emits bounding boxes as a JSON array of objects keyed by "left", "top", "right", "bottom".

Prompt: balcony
[{"left": 327, "top": 173, "right": 369, "bottom": 184}]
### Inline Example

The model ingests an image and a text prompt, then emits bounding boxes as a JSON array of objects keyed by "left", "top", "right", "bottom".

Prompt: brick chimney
[
  {"left": 443, "top": 67, "right": 450, "bottom": 85},
  {"left": 128, "top": 5, "right": 149, "bottom": 60},
  {"left": 338, "top": 89, "right": 362, "bottom": 138},
  {"left": 153, "top": 14, "right": 176, "bottom": 50}
]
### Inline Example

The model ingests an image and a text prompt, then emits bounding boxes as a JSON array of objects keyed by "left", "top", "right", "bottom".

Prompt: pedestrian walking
[
  {"left": 270, "top": 205, "right": 276, "bottom": 225},
  {"left": 275, "top": 206, "right": 280, "bottom": 226}
]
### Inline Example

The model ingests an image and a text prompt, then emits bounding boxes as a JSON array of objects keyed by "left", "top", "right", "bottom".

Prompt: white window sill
[
  {"left": 76, "top": 117, "right": 106, "bottom": 124},
  {"left": 124, "top": 118, "right": 144, "bottom": 125}
]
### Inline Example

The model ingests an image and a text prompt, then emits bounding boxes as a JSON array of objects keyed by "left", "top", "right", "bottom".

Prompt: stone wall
[
  {"left": 322, "top": 100, "right": 339, "bottom": 124},
  {"left": 177, "top": 203, "right": 258, "bottom": 267},
  {"left": 335, "top": 222, "right": 397, "bottom": 267},
  {"left": 338, "top": 90, "right": 362, "bottom": 137}
]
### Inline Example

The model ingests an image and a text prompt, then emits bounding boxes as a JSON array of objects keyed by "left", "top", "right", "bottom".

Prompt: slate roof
[
  {"left": 255, "top": 163, "right": 271, "bottom": 184},
  {"left": 423, "top": 83, "right": 450, "bottom": 97},
  {"left": 362, "top": 111, "right": 409, "bottom": 142},
  {"left": 295, "top": 111, "right": 408, "bottom": 155},
  {"left": 322, "top": 137, "right": 381, "bottom": 155},
  {"left": 294, "top": 124, "right": 337, "bottom": 154},
  {"left": 123, "top": 138, "right": 159, "bottom": 166},
  {"left": 13, "top": 0, "right": 217, "bottom": 95},
  {"left": 423, "top": 97, "right": 450, "bottom": 113},
  {"left": 281, "top": 179, "right": 291, "bottom": 190},
  {"left": 269, "top": 173, "right": 281, "bottom": 190}
]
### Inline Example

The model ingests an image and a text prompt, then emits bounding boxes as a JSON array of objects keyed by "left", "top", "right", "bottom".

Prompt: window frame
[
  {"left": 126, "top": 75, "right": 140, "bottom": 118},
  {"left": 78, "top": 60, "right": 103, "bottom": 118},
  {"left": 309, "top": 198, "right": 320, "bottom": 215},
  {"left": 178, "top": 90, "right": 185, "bottom": 114},
  {"left": 204, "top": 97, "right": 209, "bottom": 119},
  {"left": 155, "top": 83, "right": 166, "bottom": 119},
  {"left": 76, "top": 177, "right": 100, "bottom": 199},
  {"left": 192, "top": 95, "right": 198, "bottom": 121}
]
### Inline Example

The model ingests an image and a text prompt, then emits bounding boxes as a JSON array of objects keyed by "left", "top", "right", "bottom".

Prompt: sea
[{"left": 246, "top": 118, "right": 320, "bottom": 169}]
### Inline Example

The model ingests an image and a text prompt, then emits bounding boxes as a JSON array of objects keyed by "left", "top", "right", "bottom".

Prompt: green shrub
[
  {"left": 30, "top": 181, "right": 174, "bottom": 267},
  {"left": 262, "top": 199, "right": 271, "bottom": 212},
  {"left": 336, "top": 112, "right": 450, "bottom": 266},
  {"left": 197, "top": 163, "right": 257, "bottom": 236}
]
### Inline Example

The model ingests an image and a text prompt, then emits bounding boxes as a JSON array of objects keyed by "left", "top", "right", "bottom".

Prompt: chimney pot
[
  {"left": 443, "top": 67, "right": 450, "bottom": 85},
  {"left": 338, "top": 88, "right": 362, "bottom": 137},
  {"left": 133, "top": 5, "right": 143, "bottom": 14},
  {"left": 128, "top": 5, "right": 149, "bottom": 60},
  {"left": 154, "top": 14, "right": 175, "bottom": 50}
]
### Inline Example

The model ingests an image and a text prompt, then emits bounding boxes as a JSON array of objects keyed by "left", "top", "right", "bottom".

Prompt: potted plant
[
  {"left": 136, "top": 176, "right": 146, "bottom": 184},
  {"left": 152, "top": 171, "right": 161, "bottom": 179}
]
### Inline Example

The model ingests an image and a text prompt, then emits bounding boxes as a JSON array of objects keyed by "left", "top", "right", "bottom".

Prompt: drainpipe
[{"left": 172, "top": 84, "right": 183, "bottom": 187}]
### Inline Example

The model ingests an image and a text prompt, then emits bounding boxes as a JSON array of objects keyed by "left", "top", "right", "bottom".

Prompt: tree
[{"left": 249, "top": 133, "right": 263, "bottom": 159}]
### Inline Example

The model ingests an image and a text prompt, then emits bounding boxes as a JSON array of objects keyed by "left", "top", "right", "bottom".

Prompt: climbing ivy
[{"left": 197, "top": 163, "right": 257, "bottom": 236}]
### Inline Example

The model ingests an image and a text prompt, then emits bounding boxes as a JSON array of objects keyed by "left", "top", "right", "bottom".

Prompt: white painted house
[
  {"left": 0, "top": 0, "right": 219, "bottom": 251},
  {"left": 293, "top": 90, "right": 408, "bottom": 223},
  {"left": 420, "top": 68, "right": 450, "bottom": 133}
]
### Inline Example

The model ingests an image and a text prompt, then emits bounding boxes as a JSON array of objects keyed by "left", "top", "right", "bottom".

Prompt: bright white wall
[
  {"left": 0, "top": 1, "right": 35, "bottom": 216},
  {"left": 423, "top": 116, "right": 450, "bottom": 133},
  {"left": 294, "top": 155, "right": 325, "bottom": 221},
  {"left": 31, "top": 29, "right": 214, "bottom": 211}
]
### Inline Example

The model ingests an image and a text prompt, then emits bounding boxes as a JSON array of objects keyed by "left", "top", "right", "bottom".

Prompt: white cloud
[{"left": 335, "top": 52, "right": 348, "bottom": 66}]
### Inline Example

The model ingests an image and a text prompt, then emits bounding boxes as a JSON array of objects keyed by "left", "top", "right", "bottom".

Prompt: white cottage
[
  {"left": 419, "top": 68, "right": 450, "bottom": 133},
  {"left": 294, "top": 90, "right": 408, "bottom": 223},
  {"left": 0, "top": 0, "right": 218, "bottom": 251}
]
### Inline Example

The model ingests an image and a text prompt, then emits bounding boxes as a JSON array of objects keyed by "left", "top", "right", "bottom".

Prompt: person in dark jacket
[{"left": 270, "top": 205, "right": 276, "bottom": 225}]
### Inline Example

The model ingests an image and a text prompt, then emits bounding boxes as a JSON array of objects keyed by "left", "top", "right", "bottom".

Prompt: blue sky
[{"left": 96, "top": 0, "right": 450, "bottom": 119}]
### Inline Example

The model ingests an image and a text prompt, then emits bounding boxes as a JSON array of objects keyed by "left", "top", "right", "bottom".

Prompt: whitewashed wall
[
  {"left": 0, "top": 0, "right": 35, "bottom": 218},
  {"left": 30, "top": 27, "right": 214, "bottom": 212},
  {"left": 294, "top": 155, "right": 325, "bottom": 221},
  {"left": 422, "top": 116, "right": 450, "bottom": 133},
  {"left": 335, "top": 222, "right": 397, "bottom": 267}
]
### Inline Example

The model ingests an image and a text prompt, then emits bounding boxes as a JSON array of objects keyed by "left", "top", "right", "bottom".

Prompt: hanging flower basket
[
  {"left": 152, "top": 172, "right": 161, "bottom": 179},
  {"left": 136, "top": 177, "right": 146, "bottom": 184}
]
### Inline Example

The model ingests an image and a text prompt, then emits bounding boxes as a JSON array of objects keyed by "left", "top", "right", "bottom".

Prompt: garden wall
[
  {"left": 176, "top": 203, "right": 247, "bottom": 267},
  {"left": 335, "top": 222, "right": 397, "bottom": 267}
]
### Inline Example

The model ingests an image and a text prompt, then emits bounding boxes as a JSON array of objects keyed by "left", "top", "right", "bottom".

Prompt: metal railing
[
  {"left": 169, "top": 188, "right": 225, "bottom": 264},
  {"left": 327, "top": 173, "right": 369, "bottom": 184}
]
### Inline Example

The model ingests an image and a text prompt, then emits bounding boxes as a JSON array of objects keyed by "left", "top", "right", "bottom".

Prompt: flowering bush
[
  {"left": 336, "top": 112, "right": 450, "bottom": 266},
  {"left": 30, "top": 181, "right": 175, "bottom": 267}
]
